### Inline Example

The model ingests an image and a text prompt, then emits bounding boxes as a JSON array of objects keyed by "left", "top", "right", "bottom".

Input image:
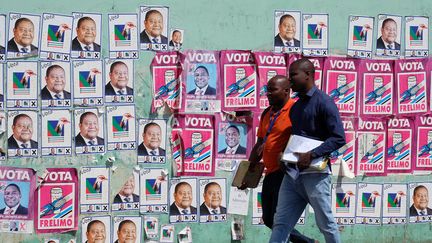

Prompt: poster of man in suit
[
  {"left": 7, "top": 111, "right": 39, "bottom": 158},
  {"left": 71, "top": 13, "right": 102, "bottom": 59},
  {"left": 74, "top": 108, "right": 105, "bottom": 155},
  {"left": 112, "top": 170, "right": 139, "bottom": 212},
  {"left": 7, "top": 13, "right": 40, "bottom": 59},
  {"left": 40, "top": 62, "right": 72, "bottom": 108},
  {"left": 104, "top": 59, "right": 134, "bottom": 104},
  {"left": 112, "top": 216, "right": 141, "bottom": 243},
  {"left": 81, "top": 216, "right": 111, "bottom": 243},
  {"left": 274, "top": 11, "right": 301, "bottom": 53},
  {"left": 137, "top": 119, "right": 167, "bottom": 163},
  {"left": 217, "top": 124, "right": 247, "bottom": 155},
  {"left": 169, "top": 28, "right": 183, "bottom": 51},
  {"left": 139, "top": 6, "right": 169, "bottom": 51},
  {"left": 199, "top": 178, "right": 227, "bottom": 223},
  {"left": 169, "top": 178, "right": 198, "bottom": 223},
  {"left": 409, "top": 183, "right": 432, "bottom": 223},
  {"left": 376, "top": 15, "right": 402, "bottom": 57}
]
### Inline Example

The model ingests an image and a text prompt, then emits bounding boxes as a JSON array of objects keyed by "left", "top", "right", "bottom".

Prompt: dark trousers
[{"left": 262, "top": 169, "right": 315, "bottom": 243}]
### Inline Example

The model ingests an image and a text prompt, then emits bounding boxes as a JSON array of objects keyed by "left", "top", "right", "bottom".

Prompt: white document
[
  {"left": 282, "top": 135, "right": 328, "bottom": 170},
  {"left": 228, "top": 187, "right": 250, "bottom": 216}
]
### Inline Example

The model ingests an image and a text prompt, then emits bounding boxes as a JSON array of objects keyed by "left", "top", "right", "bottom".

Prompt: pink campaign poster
[
  {"left": 329, "top": 116, "right": 356, "bottom": 176},
  {"left": 182, "top": 50, "right": 221, "bottom": 113},
  {"left": 177, "top": 114, "right": 215, "bottom": 176},
  {"left": 171, "top": 114, "right": 183, "bottom": 176},
  {"left": 0, "top": 167, "right": 36, "bottom": 234},
  {"left": 221, "top": 50, "right": 257, "bottom": 111},
  {"left": 324, "top": 57, "right": 360, "bottom": 115},
  {"left": 395, "top": 58, "right": 428, "bottom": 115},
  {"left": 253, "top": 52, "right": 287, "bottom": 110},
  {"left": 387, "top": 117, "right": 414, "bottom": 174},
  {"left": 151, "top": 52, "right": 182, "bottom": 111},
  {"left": 215, "top": 112, "right": 253, "bottom": 165},
  {"left": 35, "top": 168, "right": 78, "bottom": 233},
  {"left": 415, "top": 115, "right": 432, "bottom": 172},
  {"left": 356, "top": 118, "right": 387, "bottom": 176},
  {"left": 360, "top": 59, "right": 394, "bottom": 116}
]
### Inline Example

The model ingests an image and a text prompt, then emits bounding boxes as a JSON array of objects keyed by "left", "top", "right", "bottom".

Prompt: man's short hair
[
  {"left": 204, "top": 182, "right": 221, "bottom": 194},
  {"left": 172, "top": 30, "right": 181, "bottom": 36},
  {"left": 195, "top": 66, "right": 209, "bottom": 76},
  {"left": 143, "top": 122, "right": 161, "bottom": 134},
  {"left": 46, "top": 64, "right": 64, "bottom": 77},
  {"left": 279, "top": 14, "right": 295, "bottom": 26},
  {"left": 117, "top": 219, "right": 135, "bottom": 231},
  {"left": 174, "top": 182, "right": 191, "bottom": 194},
  {"left": 14, "top": 18, "right": 33, "bottom": 29},
  {"left": 87, "top": 219, "right": 104, "bottom": 232},
  {"left": 226, "top": 125, "right": 240, "bottom": 135},
  {"left": 414, "top": 185, "right": 428, "bottom": 196},
  {"left": 13, "top": 114, "right": 32, "bottom": 126},
  {"left": 109, "top": 61, "right": 127, "bottom": 73},
  {"left": 5, "top": 183, "right": 21, "bottom": 194},
  {"left": 381, "top": 18, "right": 397, "bottom": 28},
  {"left": 79, "top": 112, "right": 97, "bottom": 124},
  {"left": 77, "top": 16, "right": 96, "bottom": 29},
  {"left": 145, "top": 10, "right": 162, "bottom": 21}
]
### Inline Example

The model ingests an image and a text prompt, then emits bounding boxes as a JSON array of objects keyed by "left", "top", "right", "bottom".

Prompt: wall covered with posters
[{"left": 2, "top": 0, "right": 432, "bottom": 242}]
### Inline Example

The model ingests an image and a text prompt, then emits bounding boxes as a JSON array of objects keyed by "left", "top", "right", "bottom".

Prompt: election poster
[
  {"left": 104, "top": 59, "right": 134, "bottom": 104},
  {"left": 329, "top": 116, "right": 356, "bottom": 176},
  {"left": 404, "top": 16, "right": 429, "bottom": 57},
  {"left": 0, "top": 166, "right": 36, "bottom": 233},
  {"left": 152, "top": 52, "right": 182, "bottom": 111},
  {"left": 408, "top": 182, "right": 432, "bottom": 223},
  {"left": 108, "top": 13, "right": 139, "bottom": 59},
  {"left": 382, "top": 183, "right": 408, "bottom": 225},
  {"left": 169, "top": 28, "right": 183, "bottom": 51},
  {"left": 137, "top": 118, "right": 167, "bottom": 164},
  {"left": 183, "top": 50, "right": 220, "bottom": 113},
  {"left": 112, "top": 216, "right": 142, "bottom": 243},
  {"left": 252, "top": 178, "right": 264, "bottom": 225},
  {"left": 347, "top": 15, "right": 374, "bottom": 58},
  {"left": 199, "top": 178, "right": 227, "bottom": 223},
  {"left": 386, "top": 117, "right": 414, "bottom": 173},
  {"left": 302, "top": 13, "right": 328, "bottom": 56},
  {"left": 106, "top": 105, "right": 136, "bottom": 151},
  {"left": 6, "top": 61, "right": 39, "bottom": 109},
  {"left": 71, "top": 13, "right": 102, "bottom": 59},
  {"left": 360, "top": 59, "right": 394, "bottom": 116},
  {"left": 111, "top": 170, "right": 140, "bottom": 212},
  {"left": 221, "top": 50, "right": 257, "bottom": 111},
  {"left": 7, "top": 13, "right": 40, "bottom": 59},
  {"left": 40, "top": 61, "right": 72, "bottom": 109},
  {"left": 79, "top": 167, "right": 110, "bottom": 214},
  {"left": 74, "top": 108, "right": 106, "bottom": 155},
  {"left": 0, "top": 14, "right": 6, "bottom": 61},
  {"left": 144, "top": 216, "right": 159, "bottom": 239},
  {"left": 324, "top": 56, "right": 359, "bottom": 115},
  {"left": 41, "top": 109, "right": 72, "bottom": 157},
  {"left": 139, "top": 168, "right": 168, "bottom": 214},
  {"left": 169, "top": 178, "right": 198, "bottom": 223},
  {"left": 415, "top": 115, "right": 432, "bottom": 172},
  {"left": 274, "top": 11, "right": 302, "bottom": 54},
  {"left": 40, "top": 13, "right": 73, "bottom": 61},
  {"left": 357, "top": 118, "right": 387, "bottom": 176},
  {"left": 81, "top": 216, "right": 111, "bottom": 243},
  {"left": 332, "top": 183, "right": 357, "bottom": 225},
  {"left": 139, "top": 6, "right": 169, "bottom": 51},
  {"left": 72, "top": 60, "right": 104, "bottom": 107},
  {"left": 7, "top": 110, "right": 39, "bottom": 158},
  {"left": 395, "top": 58, "right": 427, "bottom": 115},
  {"left": 375, "top": 14, "right": 402, "bottom": 57},
  {"left": 355, "top": 183, "right": 383, "bottom": 225},
  {"left": 35, "top": 168, "right": 78, "bottom": 233}
]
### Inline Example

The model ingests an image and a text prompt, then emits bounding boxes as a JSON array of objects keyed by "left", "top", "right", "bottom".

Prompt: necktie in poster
[
  {"left": 176, "top": 114, "right": 215, "bottom": 177},
  {"left": 221, "top": 50, "right": 258, "bottom": 111},
  {"left": 386, "top": 117, "right": 414, "bottom": 174},
  {"left": 355, "top": 183, "right": 383, "bottom": 225},
  {"left": 331, "top": 183, "right": 357, "bottom": 225},
  {"left": 360, "top": 59, "right": 394, "bottom": 117},
  {"left": 330, "top": 116, "right": 356, "bottom": 176},
  {"left": 382, "top": 183, "right": 408, "bottom": 225},
  {"left": 357, "top": 118, "right": 387, "bottom": 176},
  {"left": 182, "top": 50, "right": 221, "bottom": 113},
  {"left": 215, "top": 113, "right": 252, "bottom": 170},
  {"left": 415, "top": 115, "right": 432, "bottom": 173},
  {"left": 151, "top": 52, "right": 182, "bottom": 111},
  {"left": 404, "top": 16, "right": 429, "bottom": 58},
  {"left": 324, "top": 56, "right": 359, "bottom": 115},
  {"left": 0, "top": 166, "right": 36, "bottom": 233},
  {"left": 395, "top": 58, "right": 428, "bottom": 115},
  {"left": 253, "top": 51, "right": 287, "bottom": 110},
  {"left": 35, "top": 168, "right": 78, "bottom": 233}
]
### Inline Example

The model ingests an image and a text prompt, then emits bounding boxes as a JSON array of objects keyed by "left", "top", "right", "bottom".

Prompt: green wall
[{"left": 2, "top": 0, "right": 432, "bottom": 242}]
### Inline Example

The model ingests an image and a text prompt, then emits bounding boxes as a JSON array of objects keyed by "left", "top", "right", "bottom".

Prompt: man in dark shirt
[{"left": 270, "top": 59, "right": 345, "bottom": 243}]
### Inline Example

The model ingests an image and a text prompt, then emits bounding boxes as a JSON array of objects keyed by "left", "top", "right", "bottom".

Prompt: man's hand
[{"left": 294, "top": 151, "right": 312, "bottom": 170}]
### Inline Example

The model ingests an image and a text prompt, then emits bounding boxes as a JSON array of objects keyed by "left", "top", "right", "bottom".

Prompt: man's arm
[
  {"left": 249, "top": 137, "right": 264, "bottom": 163},
  {"left": 311, "top": 99, "right": 346, "bottom": 159}
]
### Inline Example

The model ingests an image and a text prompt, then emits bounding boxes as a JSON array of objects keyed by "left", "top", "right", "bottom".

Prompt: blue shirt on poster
[{"left": 289, "top": 86, "right": 346, "bottom": 159}]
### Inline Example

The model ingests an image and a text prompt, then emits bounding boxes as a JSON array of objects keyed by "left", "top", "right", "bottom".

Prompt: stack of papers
[{"left": 282, "top": 135, "right": 328, "bottom": 171}]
